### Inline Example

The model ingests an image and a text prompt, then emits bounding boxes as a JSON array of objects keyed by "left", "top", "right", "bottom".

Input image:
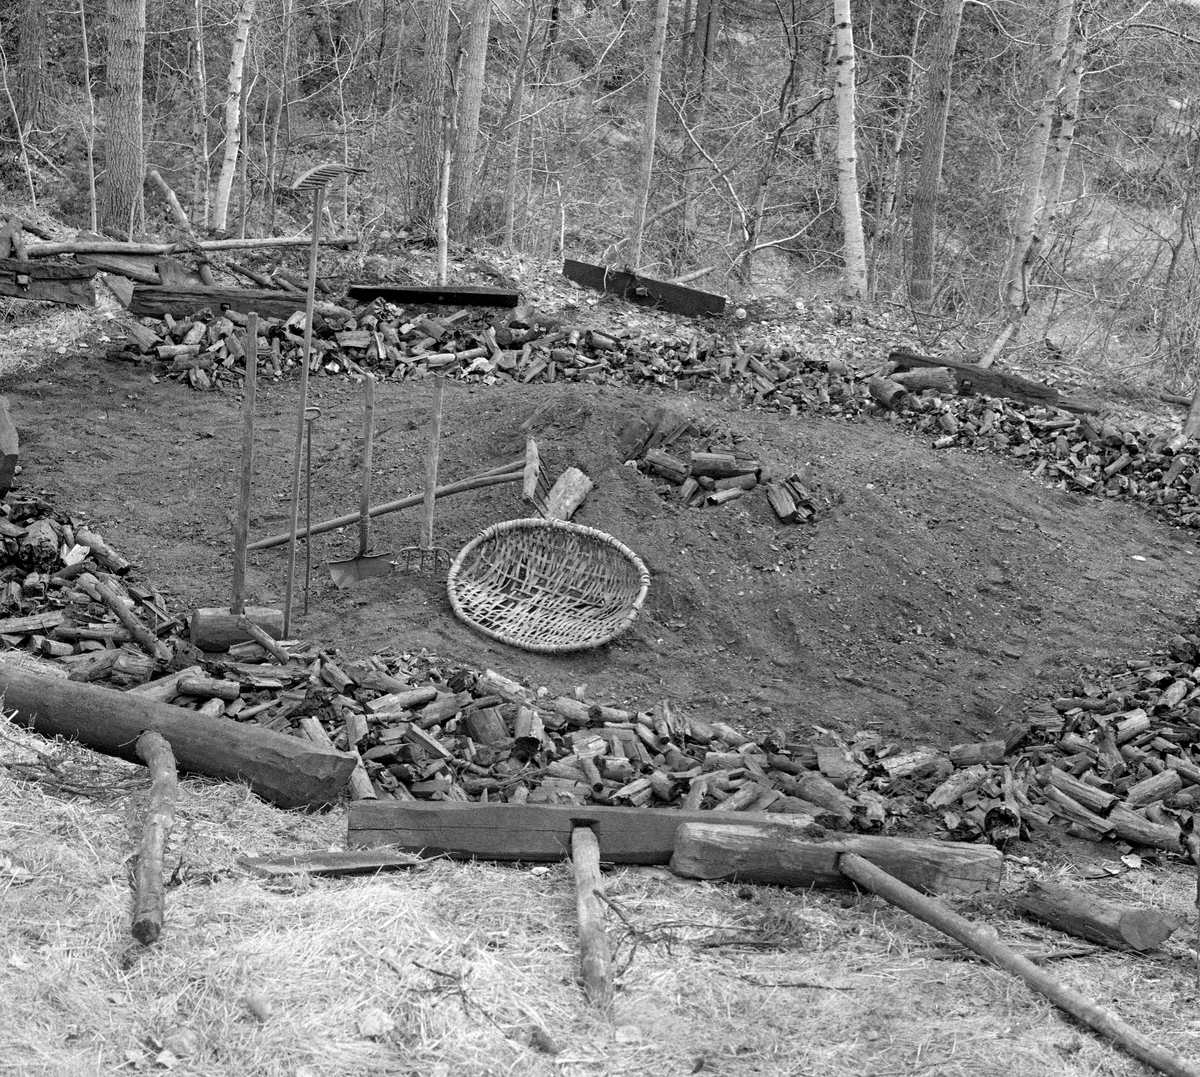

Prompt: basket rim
[{"left": 446, "top": 517, "right": 651, "bottom": 654}]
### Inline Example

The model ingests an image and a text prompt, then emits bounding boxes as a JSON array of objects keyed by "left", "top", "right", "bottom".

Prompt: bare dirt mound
[{"left": 11, "top": 348, "right": 1197, "bottom": 746}]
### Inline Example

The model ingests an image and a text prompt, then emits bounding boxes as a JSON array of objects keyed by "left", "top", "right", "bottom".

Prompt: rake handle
[
  {"left": 421, "top": 377, "right": 445, "bottom": 550},
  {"left": 359, "top": 375, "right": 376, "bottom": 557}
]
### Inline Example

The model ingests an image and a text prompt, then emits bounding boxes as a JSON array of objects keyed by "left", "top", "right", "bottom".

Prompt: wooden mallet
[{"left": 189, "top": 312, "right": 285, "bottom": 652}]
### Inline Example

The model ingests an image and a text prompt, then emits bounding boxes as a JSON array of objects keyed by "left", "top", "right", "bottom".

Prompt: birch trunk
[
  {"left": 629, "top": 0, "right": 670, "bottom": 269},
  {"left": 980, "top": 0, "right": 1076, "bottom": 368},
  {"left": 211, "top": 0, "right": 257, "bottom": 233},
  {"left": 908, "top": 0, "right": 965, "bottom": 307},
  {"left": 450, "top": 0, "right": 492, "bottom": 240},
  {"left": 189, "top": 0, "right": 209, "bottom": 227},
  {"left": 832, "top": 0, "right": 868, "bottom": 298}
]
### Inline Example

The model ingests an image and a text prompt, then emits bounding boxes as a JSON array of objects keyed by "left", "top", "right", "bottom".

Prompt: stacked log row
[{"left": 113, "top": 299, "right": 1200, "bottom": 533}]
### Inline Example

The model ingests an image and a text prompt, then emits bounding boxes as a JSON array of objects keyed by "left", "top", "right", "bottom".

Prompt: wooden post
[
  {"left": 839, "top": 852, "right": 1200, "bottom": 1077},
  {"left": 571, "top": 826, "right": 613, "bottom": 1009},
  {"left": 131, "top": 731, "right": 178, "bottom": 945}
]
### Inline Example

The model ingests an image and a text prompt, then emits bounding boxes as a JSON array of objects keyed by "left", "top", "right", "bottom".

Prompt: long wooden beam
[
  {"left": 346, "top": 801, "right": 1003, "bottom": 895},
  {"left": 347, "top": 283, "right": 520, "bottom": 307},
  {"left": 563, "top": 258, "right": 727, "bottom": 316},
  {"left": 0, "top": 662, "right": 355, "bottom": 809}
]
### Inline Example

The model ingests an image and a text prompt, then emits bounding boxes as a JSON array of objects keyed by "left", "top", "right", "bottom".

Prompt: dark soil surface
[{"left": 9, "top": 334, "right": 1198, "bottom": 749}]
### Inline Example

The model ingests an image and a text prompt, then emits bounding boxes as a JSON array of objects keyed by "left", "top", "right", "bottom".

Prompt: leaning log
[
  {"left": 841, "top": 852, "right": 1200, "bottom": 1077},
  {"left": 27, "top": 236, "right": 357, "bottom": 257},
  {"left": 131, "top": 731, "right": 178, "bottom": 945},
  {"left": 0, "top": 662, "right": 356, "bottom": 809},
  {"left": 670, "top": 821, "right": 1001, "bottom": 896},
  {"left": 1015, "top": 880, "right": 1185, "bottom": 953}
]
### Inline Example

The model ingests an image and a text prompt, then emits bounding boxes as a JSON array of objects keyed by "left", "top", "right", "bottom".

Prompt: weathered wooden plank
[
  {"left": 562, "top": 258, "right": 727, "bottom": 317},
  {"left": 76, "top": 251, "right": 163, "bottom": 285},
  {"left": 346, "top": 283, "right": 520, "bottom": 307},
  {"left": 0, "top": 256, "right": 97, "bottom": 307},
  {"left": 238, "top": 850, "right": 426, "bottom": 877},
  {"left": 346, "top": 800, "right": 817, "bottom": 864}
]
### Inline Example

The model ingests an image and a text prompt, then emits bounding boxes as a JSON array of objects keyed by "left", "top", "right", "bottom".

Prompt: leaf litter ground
[{"left": 2, "top": 275, "right": 1200, "bottom": 1075}]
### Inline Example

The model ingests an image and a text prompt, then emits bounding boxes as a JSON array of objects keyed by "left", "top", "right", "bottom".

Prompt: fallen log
[
  {"left": 1015, "top": 880, "right": 1185, "bottom": 953},
  {"left": 669, "top": 821, "right": 1002, "bottom": 896},
  {"left": 346, "top": 800, "right": 816, "bottom": 863},
  {"left": 572, "top": 827, "right": 613, "bottom": 1008},
  {"left": 0, "top": 661, "right": 356, "bottom": 809},
  {"left": 563, "top": 258, "right": 727, "bottom": 316},
  {"left": 129, "top": 284, "right": 351, "bottom": 321},
  {"left": 27, "top": 236, "right": 357, "bottom": 257},
  {"left": 131, "top": 731, "right": 178, "bottom": 945},
  {"left": 840, "top": 852, "right": 1200, "bottom": 1077}
]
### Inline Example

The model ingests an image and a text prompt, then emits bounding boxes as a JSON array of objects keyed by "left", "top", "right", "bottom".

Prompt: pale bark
[
  {"left": 980, "top": 0, "right": 1076, "bottom": 368},
  {"left": 629, "top": 0, "right": 670, "bottom": 269},
  {"left": 102, "top": 0, "right": 147, "bottom": 236},
  {"left": 450, "top": 0, "right": 492, "bottom": 240},
  {"left": 415, "top": 0, "right": 452, "bottom": 229},
  {"left": 190, "top": 0, "right": 209, "bottom": 227},
  {"left": 211, "top": 0, "right": 257, "bottom": 233},
  {"left": 79, "top": 0, "right": 99, "bottom": 230},
  {"left": 908, "top": 0, "right": 965, "bottom": 307},
  {"left": 832, "top": 0, "right": 868, "bottom": 298}
]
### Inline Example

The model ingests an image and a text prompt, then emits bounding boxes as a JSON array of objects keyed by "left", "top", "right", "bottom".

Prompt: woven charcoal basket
[{"left": 447, "top": 518, "right": 651, "bottom": 654}]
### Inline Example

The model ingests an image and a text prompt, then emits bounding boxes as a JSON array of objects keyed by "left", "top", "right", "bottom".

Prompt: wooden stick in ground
[
  {"left": 839, "top": 852, "right": 1200, "bottom": 1077},
  {"left": 232, "top": 311, "right": 258, "bottom": 614},
  {"left": 571, "top": 826, "right": 613, "bottom": 1009},
  {"left": 131, "top": 731, "right": 178, "bottom": 945}
]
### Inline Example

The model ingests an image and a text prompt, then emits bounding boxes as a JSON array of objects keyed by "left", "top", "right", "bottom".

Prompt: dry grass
[{"left": 4, "top": 720, "right": 1200, "bottom": 1077}]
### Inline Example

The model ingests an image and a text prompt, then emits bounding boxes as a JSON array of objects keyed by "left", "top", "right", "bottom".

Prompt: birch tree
[
  {"left": 980, "top": 0, "right": 1076, "bottom": 367},
  {"left": 211, "top": 0, "right": 257, "bottom": 233},
  {"left": 102, "top": 0, "right": 147, "bottom": 235},
  {"left": 908, "top": 0, "right": 965, "bottom": 307},
  {"left": 629, "top": 0, "right": 670, "bottom": 269},
  {"left": 832, "top": 0, "right": 868, "bottom": 297},
  {"left": 450, "top": 0, "right": 492, "bottom": 239},
  {"left": 189, "top": 0, "right": 209, "bottom": 226}
]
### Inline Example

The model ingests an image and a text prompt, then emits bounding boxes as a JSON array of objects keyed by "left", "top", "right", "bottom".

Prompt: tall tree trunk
[
  {"left": 680, "top": 0, "right": 719, "bottom": 263},
  {"left": 980, "top": 0, "right": 1075, "bottom": 367},
  {"left": 908, "top": 0, "right": 964, "bottom": 307},
  {"left": 15, "top": 0, "right": 45, "bottom": 135},
  {"left": 502, "top": 1, "right": 536, "bottom": 250},
  {"left": 211, "top": 0, "right": 257, "bottom": 233},
  {"left": 102, "top": 0, "right": 147, "bottom": 236},
  {"left": 79, "top": 0, "right": 99, "bottom": 230},
  {"left": 414, "top": 0, "right": 451, "bottom": 229},
  {"left": 832, "top": 0, "right": 868, "bottom": 298},
  {"left": 264, "top": 0, "right": 293, "bottom": 234},
  {"left": 449, "top": 0, "right": 492, "bottom": 240},
  {"left": 189, "top": 0, "right": 209, "bottom": 227},
  {"left": 629, "top": 0, "right": 670, "bottom": 269}
]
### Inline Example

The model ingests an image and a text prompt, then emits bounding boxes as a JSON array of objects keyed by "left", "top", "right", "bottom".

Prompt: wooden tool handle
[
  {"left": 231, "top": 311, "right": 257, "bottom": 614},
  {"left": 359, "top": 375, "right": 376, "bottom": 556},
  {"left": 421, "top": 378, "right": 445, "bottom": 549}
]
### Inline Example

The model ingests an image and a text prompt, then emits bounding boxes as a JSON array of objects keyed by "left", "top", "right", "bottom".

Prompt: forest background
[{"left": 1, "top": 0, "right": 1199, "bottom": 382}]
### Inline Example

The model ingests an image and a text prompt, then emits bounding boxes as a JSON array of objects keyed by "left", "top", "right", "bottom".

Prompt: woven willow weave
[{"left": 447, "top": 518, "right": 651, "bottom": 654}]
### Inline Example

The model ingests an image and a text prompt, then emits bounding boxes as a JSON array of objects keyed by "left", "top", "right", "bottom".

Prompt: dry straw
[
  {"left": 4, "top": 717, "right": 1200, "bottom": 1076},
  {"left": 447, "top": 518, "right": 651, "bottom": 654}
]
